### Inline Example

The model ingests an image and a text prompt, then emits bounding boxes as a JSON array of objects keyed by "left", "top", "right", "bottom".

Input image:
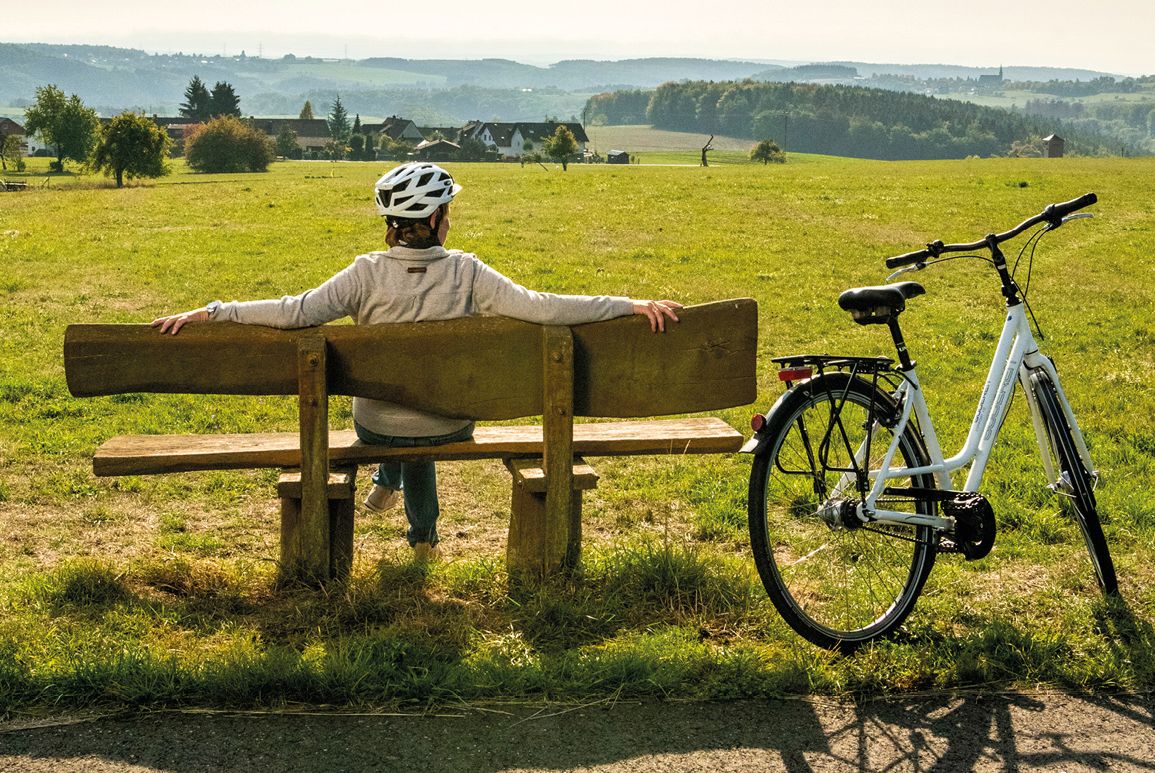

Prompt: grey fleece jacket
[{"left": 212, "top": 245, "right": 634, "bottom": 436}]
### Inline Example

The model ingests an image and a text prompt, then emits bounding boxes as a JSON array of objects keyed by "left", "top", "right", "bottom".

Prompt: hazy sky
[{"left": 9, "top": 0, "right": 1153, "bottom": 74}]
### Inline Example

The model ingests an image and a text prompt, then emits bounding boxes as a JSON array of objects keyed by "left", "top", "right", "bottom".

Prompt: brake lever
[
  {"left": 1062, "top": 212, "right": 1095, "bottom": 223},
  {"left": 886, "top": 263, "right": 925, "bottom": 282}
]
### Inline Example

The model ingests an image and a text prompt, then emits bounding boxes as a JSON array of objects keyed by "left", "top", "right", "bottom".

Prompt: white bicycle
[{"left": 744, "top": 193, "right": 1115, "bottom": 652}]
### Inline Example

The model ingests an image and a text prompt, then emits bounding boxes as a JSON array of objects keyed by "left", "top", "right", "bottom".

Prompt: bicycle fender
[{"left": 740, "top": 432, "right": 773, "bottom": 455}]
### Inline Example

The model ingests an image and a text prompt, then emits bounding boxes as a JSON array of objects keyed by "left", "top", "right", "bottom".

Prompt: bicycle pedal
[{"left": 940, "top": 492, "right": 996, "bottom": 560}]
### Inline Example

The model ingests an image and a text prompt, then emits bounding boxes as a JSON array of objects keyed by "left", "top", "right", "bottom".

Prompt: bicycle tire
[
  {"left": 1030, "top": 372, "right": 1118, "bottom": 594},
  {"left": 748, "top": 372, "right": 938, "bottom": 652}
]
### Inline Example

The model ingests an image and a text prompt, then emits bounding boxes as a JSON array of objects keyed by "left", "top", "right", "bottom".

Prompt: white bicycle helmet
[{"left": 374, "top": 162, "right": 462, "bottom": 219}]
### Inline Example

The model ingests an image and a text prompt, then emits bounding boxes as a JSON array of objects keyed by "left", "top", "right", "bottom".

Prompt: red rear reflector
[
  {"left": 778, "top": 367, "right": 812, "bottom": 382},
  {"left": 751, "top": 413, "right": 767, "bottom": 432}
]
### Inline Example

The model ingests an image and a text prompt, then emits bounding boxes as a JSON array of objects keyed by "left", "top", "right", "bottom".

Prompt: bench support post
[
  {"left": 279, "top": 466, "right": 355, "bottom": 580},
  {"left": 283, "top": 335, "right": 331, "bottom": 582},
  {"left": 507, "top": 326, "right": 575, "bottom": 579}
]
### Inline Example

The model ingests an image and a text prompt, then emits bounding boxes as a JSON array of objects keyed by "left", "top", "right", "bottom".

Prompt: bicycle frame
[{"left": 860, "top": 301, "right": 1096, "bottom": 530}]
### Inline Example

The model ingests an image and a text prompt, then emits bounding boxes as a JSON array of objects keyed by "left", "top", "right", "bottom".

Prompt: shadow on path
[{"left": 3, "top": 692, "right": 1154, "bottom": 771}]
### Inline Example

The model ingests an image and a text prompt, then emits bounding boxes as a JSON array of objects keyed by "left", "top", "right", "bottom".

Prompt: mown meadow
[{"left": 1, "top": 153, "right": 1153, "bottom": 715}]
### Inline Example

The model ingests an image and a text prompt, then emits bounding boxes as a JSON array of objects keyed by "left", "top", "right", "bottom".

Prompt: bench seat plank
[{"left": 92, "top": 418, "right": 743, "bottom": 476}]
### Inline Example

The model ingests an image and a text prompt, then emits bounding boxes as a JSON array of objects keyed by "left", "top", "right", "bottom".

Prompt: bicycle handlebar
[{"left": 884, "top": 193, "right": 1098, "bottom": 269}]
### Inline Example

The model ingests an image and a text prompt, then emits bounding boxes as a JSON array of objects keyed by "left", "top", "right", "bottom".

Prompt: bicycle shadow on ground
[{"left": 3, "top": 692, "right": 1154, "bottom": 772}]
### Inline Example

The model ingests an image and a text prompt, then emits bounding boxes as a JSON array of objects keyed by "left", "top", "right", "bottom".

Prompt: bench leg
[
  {"left": 329, "top": 465, "right": 356, "bottom": 579},
  {"left": 278, "top": 467, "right": 356, "bottom": 582},
  {"left": 507, "top": 485, "right": 582, "bottom": 579},
  {"left": 504, "top": 456, "right": 599, "bottom": 580}
]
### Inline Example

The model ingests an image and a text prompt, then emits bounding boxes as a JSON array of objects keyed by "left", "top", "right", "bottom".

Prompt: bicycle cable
[{"left": 1011, "top": 225, "right": 1050, "bottom": 340}]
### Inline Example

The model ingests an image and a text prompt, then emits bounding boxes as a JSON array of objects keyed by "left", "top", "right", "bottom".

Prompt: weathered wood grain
[
  {"left": 92, "top": 418, "right": 744, "bottom": 476},
  {"left": 64, "top": 323, "right": 300, "bottom": 397},
  {"left": 65, "top": 299, "right": 757, "bottom": 419},
  {"left": 325, "top": 316, "right": 543, "bottom": 420},
  {"left": 294, "top": 336, "right": 330, "bottom": 580},
  {"left": 505, "top": 458, "right": 599, "bottom": 494},
  {"left": 573, "top": 298, "right": 758, "bottom": 417},
  {"left": 536, "top": 326, "right": 575, "bottom": 575}
]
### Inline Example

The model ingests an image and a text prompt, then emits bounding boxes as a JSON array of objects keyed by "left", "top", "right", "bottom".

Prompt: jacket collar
[{"left": 385, "top": 245, "right": 451, "bottom": 261}]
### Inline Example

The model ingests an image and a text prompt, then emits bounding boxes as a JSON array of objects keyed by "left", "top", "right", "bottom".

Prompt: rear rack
[{"left": 772, "top": 354, "right": 897, "bottom": 375}]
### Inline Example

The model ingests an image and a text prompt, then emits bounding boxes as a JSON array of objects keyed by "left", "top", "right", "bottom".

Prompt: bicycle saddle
[{"left": 838, "top": 281, "right": 925, "bottom": 325}]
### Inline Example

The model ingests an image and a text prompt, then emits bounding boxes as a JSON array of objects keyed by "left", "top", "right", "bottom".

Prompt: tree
[
  {"left": 327, "top": 96, "right": 351, "bottom": 144},
  {"left": 275, "top": 124, "right": 300, "bottom": 158},
  {"left": 749, "top": 139, "right": 786, "bottom": 164},
  {"left": 543, "top": 124, "right": 578, "bottom": 171},
  {"left": 457, "top": 136, "right": 496, "bottom": 161},
  {"left": 179, "top": 76, "right": 211, "bottom": 121},
  {"left": 352, "top": 114, "right": 362, "bottom": 135},
  {"left": 208, "top": 81, "right": 241, "bottom": 117},
  {"left": 0, "top": 134, "right": 24, "bottom": 171},
  {"left": 185, "top": 115, "right": 275, "bottom": 172},
  {"left": 91, "top": 112, "right": 172, "bottom": 187},
  {"left": 378, "top": 135, "right": 413, "bottom": 161},
  {"left": 23, "top": 85, "right": 99, "bottom": 171},
  {"left": 299, "top": 100, "right": 314, "bottom": 120},
  {"left": 349, "top": 133, "right": 365, "bottom": 160}
]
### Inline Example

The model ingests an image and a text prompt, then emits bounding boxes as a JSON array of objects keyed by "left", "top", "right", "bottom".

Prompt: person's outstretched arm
[
  {"left": 151, "top": 262, "right": 362, "bottom": 335},
  {"left": 471, "top": 258, "right": 682, "bottom": 332}
]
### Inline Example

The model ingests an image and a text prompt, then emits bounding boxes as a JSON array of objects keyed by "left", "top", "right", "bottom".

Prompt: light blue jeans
[{"left": 353, "top": 420, "right": 475, "bottom": 547}]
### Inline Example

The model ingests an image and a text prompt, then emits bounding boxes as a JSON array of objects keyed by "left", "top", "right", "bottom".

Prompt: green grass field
[{"left": 1, "top": 154, "right": 1154, "bottom": 715}]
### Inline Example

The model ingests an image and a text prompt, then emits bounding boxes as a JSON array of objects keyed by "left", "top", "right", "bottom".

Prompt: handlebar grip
[
  {"left": 885, "top": 248, "right": 932, "bottom": 269},
  {"left": 1047, "top": 192, "right": 1097, "bottom": 220}
]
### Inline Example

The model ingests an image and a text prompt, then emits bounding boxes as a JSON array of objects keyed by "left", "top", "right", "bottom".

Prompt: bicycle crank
[{"left": 940, "top": 492, "right": 997, "bottom": 560}]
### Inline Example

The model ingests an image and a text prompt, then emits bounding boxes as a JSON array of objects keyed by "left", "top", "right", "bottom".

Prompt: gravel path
[{"left": 2, "top": 692, "right": 1153, "bottom": 771}]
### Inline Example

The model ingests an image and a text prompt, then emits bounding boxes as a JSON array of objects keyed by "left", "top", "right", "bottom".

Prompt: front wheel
[
  {"left": 1030, "top": 372, "right": 1117, "bottom": 595},
  {"left": 748, "top": 372, "right": 938, "bottom": 652}
]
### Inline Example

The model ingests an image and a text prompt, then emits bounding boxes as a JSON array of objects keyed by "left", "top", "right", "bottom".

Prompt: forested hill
[{"left": 585, "top": 81, "right": 1112, "bottom": 159}]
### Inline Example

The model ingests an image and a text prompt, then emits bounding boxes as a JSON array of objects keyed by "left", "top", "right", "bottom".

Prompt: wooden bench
[{"left": 64, "top": 299, "right": 757, "bottom": 581}]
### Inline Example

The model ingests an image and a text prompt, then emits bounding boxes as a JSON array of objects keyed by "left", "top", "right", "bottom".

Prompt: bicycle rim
[
  {"left": 748, "top": 374, "right": 937, "bottom": 652},
  {"left": 1031, "top": 373, "right": 1118, "bottom": 594}
]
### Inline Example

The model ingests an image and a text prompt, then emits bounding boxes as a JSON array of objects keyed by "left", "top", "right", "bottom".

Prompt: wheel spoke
[{"left": 749, "top": 374, "right": 937, "bottom": 651}]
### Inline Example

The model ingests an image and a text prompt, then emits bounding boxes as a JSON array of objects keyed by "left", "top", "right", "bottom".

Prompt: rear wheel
[
  {"left": 1030, "top": 372, "right": 1117, "bottom": 594},
  {"left": 748, "top": 372, "right": 938, "bottom": 652}
]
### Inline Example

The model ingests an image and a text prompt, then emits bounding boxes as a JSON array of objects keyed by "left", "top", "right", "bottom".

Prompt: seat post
[{"left": 886, "top": 317, "right": 916, "bottom": 371}]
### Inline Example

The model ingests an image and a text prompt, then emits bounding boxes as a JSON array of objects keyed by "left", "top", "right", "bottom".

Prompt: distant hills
[{"left": 0, "top": 42, "right": 1128, "bottom": 124}]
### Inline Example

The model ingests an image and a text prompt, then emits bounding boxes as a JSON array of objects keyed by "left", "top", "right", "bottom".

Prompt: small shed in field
[
  {"left": 1043, "top": 133, "right": 1065, "bottom": 158},
  {"left": 607, "top": 149, "right": 629, "bottom": 164}
]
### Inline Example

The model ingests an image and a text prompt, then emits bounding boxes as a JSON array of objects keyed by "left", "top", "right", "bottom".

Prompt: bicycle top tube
[{"left": 885, "top": 193, "right": 1097, "bottom": 269}]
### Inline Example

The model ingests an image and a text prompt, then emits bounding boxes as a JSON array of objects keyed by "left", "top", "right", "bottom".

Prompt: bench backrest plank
[
  {"left": 573, "top": 298, "right": 756, "bottom": 417},
  {"left": 65, "top": 316, "right": 543, "bottom": 420},
  {"left": 66, "top": 299, "right": 757, "bottom": 419}
]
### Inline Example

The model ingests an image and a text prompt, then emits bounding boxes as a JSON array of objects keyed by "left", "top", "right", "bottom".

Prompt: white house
[{"left": 464, "top": 121, "right": 589, "bottom": 159}]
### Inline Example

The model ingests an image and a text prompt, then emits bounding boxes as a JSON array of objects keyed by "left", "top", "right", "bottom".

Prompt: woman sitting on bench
[{"left": 151, "top": 162, "right": 681, "bottom": 561}]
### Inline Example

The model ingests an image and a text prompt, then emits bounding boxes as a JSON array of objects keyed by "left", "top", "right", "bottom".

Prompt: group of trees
[
  {"left": 1023, "top": 98, "right": 1155, "bottom": 155},
  {"left": 585, "top": 80, "right": 1115, "bottom": 159},
  {"left": 179, "top": 76, "right": 242, "bottom": 121},
  {"left": 20, "top": 80, "right": 274, "bottom": 184},
  {"left": 23, "top": 84, "right": 170, "bottom": 186}
]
